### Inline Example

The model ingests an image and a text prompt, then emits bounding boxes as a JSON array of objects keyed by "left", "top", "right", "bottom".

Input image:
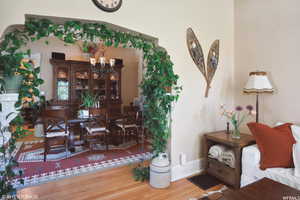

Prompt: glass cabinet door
[
  {"left": 109, "top": 71, "right": 120, "bottom": 102},
  {"left": 56, "top": 67, "right": 69, "bottom": 102},
  {"left": 72, "top": 67, "right": 90, "bottom": 103},
  {"left": 91, "top": 72, "right": 106, "bottom": 107}
]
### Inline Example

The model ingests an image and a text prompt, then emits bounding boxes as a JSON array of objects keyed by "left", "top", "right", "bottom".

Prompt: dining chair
[
  {"left": 85, "top": 108, "right": 110, "bottom": 151},
  {"left": 116, "top": 105, "right": 140, "bottom": 144},
  {"left": 42, "top": 108, "right": 70, "bottom": 162}
]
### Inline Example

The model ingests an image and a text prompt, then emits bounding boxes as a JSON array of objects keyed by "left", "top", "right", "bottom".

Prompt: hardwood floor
[
  {"left": 17, "top": 127, "right": 206, "bottom": 200},
  {"left": 17, "top": 165, "right": 205, "bottom": 200}
]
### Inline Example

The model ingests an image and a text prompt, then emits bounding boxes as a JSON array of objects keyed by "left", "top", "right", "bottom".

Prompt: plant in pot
[{"left": 79, "top": 92, "right": 98, "bottom": 117}]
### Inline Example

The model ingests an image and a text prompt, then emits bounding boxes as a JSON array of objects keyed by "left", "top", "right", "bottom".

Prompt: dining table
[
  {"left": 67, "top": 112, "right": 128, "bottom": 150},
  {"left": 45, "top": 105, "right": 143, "bottom": 151}
]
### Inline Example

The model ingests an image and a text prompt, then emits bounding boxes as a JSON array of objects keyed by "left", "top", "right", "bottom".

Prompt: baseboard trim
[{"left": 171, "top": 158, "right": 204, "bottom": 182}]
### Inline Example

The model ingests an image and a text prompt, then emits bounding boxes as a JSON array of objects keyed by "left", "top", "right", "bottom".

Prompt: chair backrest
[
  {"left": 136, "top": 111, "right": 143, "bottom": 126},
  {"left": 89, "top": 108, "right": 107, "bottom": 116},
  {"left": 42, "top": 108, "right": 69, "bottom": 134},
  {"left": 107, "top": 105, "right": 121, "bottom": 116},
  {"left": 123, "top": 105, "right": 139, "bottom": 124},
  {"left": 89, "top": 108, "right": 108, "bottom": 126}
]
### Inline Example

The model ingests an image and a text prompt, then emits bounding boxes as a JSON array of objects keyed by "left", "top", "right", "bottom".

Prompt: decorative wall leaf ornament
[
  {"left": 186, "top": 28, "right": 206, "bottom": 77},
  {"left": 186, "top": 28, "right": 219, "bottom": 97}
]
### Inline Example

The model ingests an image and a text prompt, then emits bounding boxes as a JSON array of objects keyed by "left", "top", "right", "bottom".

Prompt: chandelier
[
  {"left": 89, "top": 56, "right": 115, "bottom": 75},
  {"left": 78, "top": 40, "right": 116, "bottom": 76}
]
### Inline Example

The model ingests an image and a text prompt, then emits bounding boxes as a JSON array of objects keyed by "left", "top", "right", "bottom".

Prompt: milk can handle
[{"left": 159, "top": 153, "right": 168, "bottom": 160}]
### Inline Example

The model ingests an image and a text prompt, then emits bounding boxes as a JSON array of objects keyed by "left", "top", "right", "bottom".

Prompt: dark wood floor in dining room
[{"left": 17, "top": 164, "right": 207, "bottom": 200}]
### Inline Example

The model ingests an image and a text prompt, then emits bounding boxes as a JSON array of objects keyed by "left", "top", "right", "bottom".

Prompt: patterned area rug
[{"left": 12, "top": 140, "right": 151, "bottom": 188}]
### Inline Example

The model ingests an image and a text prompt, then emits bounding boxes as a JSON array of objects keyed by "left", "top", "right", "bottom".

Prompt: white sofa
[{"left": 241, "top": 144, "right": 300, "bottom": 190}]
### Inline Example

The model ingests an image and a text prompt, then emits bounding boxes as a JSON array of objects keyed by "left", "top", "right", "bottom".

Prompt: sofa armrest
[{"left": 242, "top": 144, "right": 261, "bottom": 175}]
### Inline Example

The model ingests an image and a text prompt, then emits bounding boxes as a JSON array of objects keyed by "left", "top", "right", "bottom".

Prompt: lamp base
[{"left": 256, "top": 93, "right": 259, "bottom": 123}]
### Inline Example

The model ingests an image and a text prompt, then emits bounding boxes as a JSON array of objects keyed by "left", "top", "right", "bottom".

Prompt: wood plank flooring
[
  {"left": 17, "top": 128, "right": 206, "bottom": 200},
  {"left": 17, "top": 165, "right": 205, "bottom": 200}
]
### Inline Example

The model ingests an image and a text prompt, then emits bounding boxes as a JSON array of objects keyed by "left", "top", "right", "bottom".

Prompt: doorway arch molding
[{"left": 0, "top": 14, "right": 181, "bottom": 156}]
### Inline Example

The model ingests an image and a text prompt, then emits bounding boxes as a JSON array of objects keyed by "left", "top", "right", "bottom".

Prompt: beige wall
[
  {"left": 234, "top": 0, "right": 300, "bottom": 131},
  {"left": 23, "top": 37, "right": 140, "bottom": 104},
  {"left": 0, "top": 0, "right": 234, "bottom": 169}
]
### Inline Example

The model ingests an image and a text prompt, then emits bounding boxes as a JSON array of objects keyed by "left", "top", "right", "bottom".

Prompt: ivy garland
[{"left": 0, "top": 18, "right": 181, "bottom": 197}]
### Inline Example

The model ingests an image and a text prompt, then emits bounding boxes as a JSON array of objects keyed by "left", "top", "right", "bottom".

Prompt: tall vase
[{"left": 231, "top": 126, "right": 241, "bottom": 139}]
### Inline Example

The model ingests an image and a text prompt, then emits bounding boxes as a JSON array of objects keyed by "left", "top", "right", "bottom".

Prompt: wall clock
[{"left": 92, "top": 0, "right": 122, "bottom": 12}]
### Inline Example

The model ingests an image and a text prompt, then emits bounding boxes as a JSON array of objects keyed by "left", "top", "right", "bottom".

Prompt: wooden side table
[{"left": 204, "top": 131, "right": 255, "bottom": 188}]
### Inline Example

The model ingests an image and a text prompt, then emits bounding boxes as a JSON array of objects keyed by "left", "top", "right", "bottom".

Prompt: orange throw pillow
[{"left": 247, "top": 122, "right": 295, "bottom": 170}]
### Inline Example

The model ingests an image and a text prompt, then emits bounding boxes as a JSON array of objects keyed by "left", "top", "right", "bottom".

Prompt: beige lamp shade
[{"left": 243, "top": 71, "right": 274, "bottom": 94}]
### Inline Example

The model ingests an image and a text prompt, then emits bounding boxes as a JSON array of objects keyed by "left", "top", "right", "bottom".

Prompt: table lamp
[{"left": 243, "top": 71, "right": 274, "bottom": 122}]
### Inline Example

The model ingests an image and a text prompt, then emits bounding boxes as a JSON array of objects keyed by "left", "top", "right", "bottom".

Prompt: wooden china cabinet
[{"left": 50, "top": 59, "right": 123, "bottom": 114}]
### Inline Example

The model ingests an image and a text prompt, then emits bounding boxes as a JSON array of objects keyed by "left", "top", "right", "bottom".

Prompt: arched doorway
[{"left": 0, "top": 14, "right": 180, "bottom": 189}]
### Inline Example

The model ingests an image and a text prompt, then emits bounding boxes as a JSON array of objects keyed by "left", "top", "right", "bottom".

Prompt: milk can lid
[{"left": 151, "top": 153, "right": 170, "bottom": 167}]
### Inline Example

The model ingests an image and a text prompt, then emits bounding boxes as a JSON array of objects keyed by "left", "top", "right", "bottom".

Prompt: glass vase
[{"left": 231, "top": 127, "right": 241, "bottom": 139}]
